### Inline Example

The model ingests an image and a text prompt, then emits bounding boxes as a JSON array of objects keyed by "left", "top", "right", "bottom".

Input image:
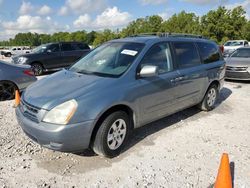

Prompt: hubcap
[
  {"left": 32, "top": 64, "right": 42, "bottom": 75},
  {"left": 0, "top": 83, "right": 16, "bottom": 101},
  {"left": 107, "top": 119, "right": 127, "bottom": 150},
  {"left": 207, "top": 88, "right": 217, "bottom": 107}
]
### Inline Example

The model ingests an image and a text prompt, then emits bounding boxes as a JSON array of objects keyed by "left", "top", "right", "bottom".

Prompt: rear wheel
[
  {"left": 0, "top": 81, "right": 18, "bottom": 101},
  {"left": 31, "top": 63, "right": 43, "bottom": 76},
  {"left": 198, "top": 84, "right": 219, "bottom": 111},
  {"left": 92, "top": 111, "right": 131, "bottom": 158}
]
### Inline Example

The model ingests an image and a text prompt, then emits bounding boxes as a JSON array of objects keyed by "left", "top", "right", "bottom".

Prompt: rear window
[
  {"left": 173, "top": 42, "right": 200, "bottom": 68},
  {"left": 197, "top": 42, "right": 220, "bottom": 64}
]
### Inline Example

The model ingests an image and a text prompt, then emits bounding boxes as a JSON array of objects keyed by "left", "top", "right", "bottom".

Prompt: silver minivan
[{"left": 16, "top": 34, "right": 226, "bottom": 157}]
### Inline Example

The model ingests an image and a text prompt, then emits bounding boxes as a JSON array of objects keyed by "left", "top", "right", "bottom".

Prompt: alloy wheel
[{"left": 107, "top": 119, "right": 127, "bottom": 150}]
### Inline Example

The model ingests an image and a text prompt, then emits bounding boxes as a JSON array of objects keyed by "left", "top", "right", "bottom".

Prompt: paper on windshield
[{"left": 121, "top": 49, "right": 138, "bottom": 56}]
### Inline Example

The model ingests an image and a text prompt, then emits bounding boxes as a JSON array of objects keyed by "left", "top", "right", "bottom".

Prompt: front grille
[
  {"left": 20, "top": 100, "right": 40, "bottom": 123},
  {"left": 226, "top": 66, "right": 248, "bottom": 71},
  {"left": 225, "top": 71, "right": 250, "bottom": 79}
]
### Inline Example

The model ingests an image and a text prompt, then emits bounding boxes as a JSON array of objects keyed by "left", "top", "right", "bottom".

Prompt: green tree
[
  {"left": 201, "top": 6, "right": 247, "bottom": 43},
  {"left": 93, "top": 29, "right": 118, "bottom": 46},
  {"left": 161, "top": 11, "right": 201, "bottom": 34}
]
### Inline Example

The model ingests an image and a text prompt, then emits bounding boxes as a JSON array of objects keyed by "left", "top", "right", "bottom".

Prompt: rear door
[
  {"left": 136, "top": 42, "right": 180, "bottom": 125},
  {"left": 172, "top": 42, "right": 207, "bottom": 109},
  {"left": 72, "top": 42, "right": 90, "bottom": 58},
  {"left": 61, "top": 43, "right": 89, "bottom": 67}
]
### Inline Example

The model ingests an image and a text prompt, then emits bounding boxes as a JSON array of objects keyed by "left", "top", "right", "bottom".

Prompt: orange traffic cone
[
  {"left": 14, "top": 90, "right": 21, "bottom": 107},
  {"left": 214, "top": 153, "right": 232, "bottom": 188}
]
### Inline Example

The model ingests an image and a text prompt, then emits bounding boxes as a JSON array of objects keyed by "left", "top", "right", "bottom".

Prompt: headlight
[
  {"left": 17, "top": 57, "right": 28, "bottom": 64},
  {"left": 43, "top": 99, "right": 78, "bottom": 125},
  {"left": 247, "top": 67, "right": 250, "bottom": 72}
]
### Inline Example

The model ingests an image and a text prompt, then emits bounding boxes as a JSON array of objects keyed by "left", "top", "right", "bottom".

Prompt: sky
[{"left": 0, "top": 0, "right": 250, "bottom": 40}]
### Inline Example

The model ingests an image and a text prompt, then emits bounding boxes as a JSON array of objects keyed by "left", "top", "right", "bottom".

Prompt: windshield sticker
[{"left": 121, "top": 49, "right": 138, "bottom": 56}]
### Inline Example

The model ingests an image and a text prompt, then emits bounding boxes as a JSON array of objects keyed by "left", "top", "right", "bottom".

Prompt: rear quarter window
[
  {"left": 173, "top": 42, "right": 200, "bottom": 68},
  {"left": 197, "top": 42, "right": 220, "bottom": 64}
]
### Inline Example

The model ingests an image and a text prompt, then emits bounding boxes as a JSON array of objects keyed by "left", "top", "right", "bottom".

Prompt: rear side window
[
  {"left": 61, "top": 43, "right": 74, "bottom": 51},
  {"left": 140, "top": 42, "right": 173, "bottom": 74},
  {"left": 173, "top": 42, "right": 200, "bottom": 68},
  {"left": 71, "top": 43, "right": 90, "bottom": 50},
  {"left": 197, "top": 42, "right": 220, "bottom": 64}
]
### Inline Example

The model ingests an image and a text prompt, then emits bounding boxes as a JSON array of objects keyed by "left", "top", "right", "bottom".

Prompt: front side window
[
  {"left": 70, "top": 42, "right": 145, "bottom": 77},
  {"left": 197, "top": 42, "right": 220, "bottom": 64},
  {"left": 140, "top": 43, "right": 173, "bottom": 74},
  {"left": 173, "top": 42, "right": 200, "bottom": 68},
  {"left": 47, "top": 44, "right": 60, "bottom": 52},
  {"left": 231, "top": 49, "right": 250, "bottom": 58}
]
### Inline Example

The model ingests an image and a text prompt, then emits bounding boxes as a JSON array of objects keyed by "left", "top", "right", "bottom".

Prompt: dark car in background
[
  {"left": 12, "top": 42, "right": 90, "bottom": 75},
  {"left": 225, "top": 47, "right": 250, "bottom": 80},
  {"left": 0, "top": 60, "right": 37, "bottom": 101}
]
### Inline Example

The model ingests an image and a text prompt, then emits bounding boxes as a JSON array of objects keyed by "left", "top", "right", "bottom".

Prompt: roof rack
[{"left": 128, "top": 33, "right": 206, "bottom": 39}]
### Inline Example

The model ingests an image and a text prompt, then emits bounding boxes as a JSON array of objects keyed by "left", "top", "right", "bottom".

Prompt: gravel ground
[{"left": 0, "top": 78, "right": 250, "bottom": 187}]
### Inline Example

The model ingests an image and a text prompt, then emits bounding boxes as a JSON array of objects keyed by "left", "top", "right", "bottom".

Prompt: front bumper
[
  {"left": 16, "top": 106, "right": 94, "bottom": 152},
  {"left": 225, "top": 71, "right": 250, "bottom": 81}
]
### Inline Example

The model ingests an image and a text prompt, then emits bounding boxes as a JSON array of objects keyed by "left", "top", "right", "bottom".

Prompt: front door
[
  {"left": 136, "top": 42, "right": 180, "bottom": 125},
  {"left": 43, "top": 43, "right": 62, "bottom": 69}
]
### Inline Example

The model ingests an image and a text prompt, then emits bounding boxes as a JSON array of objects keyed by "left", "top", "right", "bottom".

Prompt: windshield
[
  {"left": 32, "top": 44, "right": 48, "bottom": 53},
  {"left": 231, "top": 48, "right": 250, "bottom": 58},
  {"left": 70, "top": 42, "right": 145, "bottom": 77},
  {"left": 224, "top": 41, "right": 243, "bottom": 47}
]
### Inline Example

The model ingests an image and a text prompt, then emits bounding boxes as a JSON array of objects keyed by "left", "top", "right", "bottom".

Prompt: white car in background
[
  {"left": 223, "top": 40, "right": 249, "bottom": 56},
  {"left": 1, "top": 46, "right": 31, "bottom": 57}
]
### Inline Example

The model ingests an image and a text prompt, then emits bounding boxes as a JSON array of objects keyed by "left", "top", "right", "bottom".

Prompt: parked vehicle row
[
  {"left": 12, "top": 42, "right": 91, "bottom": 76},
  {"left": 1, "top": 46, "right": 31, "bottom": 57},
  {"left": 15, "top": 34, "right": 226, "bottom": 157},
  {"left": 223, "top": 40, "right": 249, "bottom": 57}
]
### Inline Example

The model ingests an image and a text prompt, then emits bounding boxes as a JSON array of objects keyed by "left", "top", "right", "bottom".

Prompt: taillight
[
  {"left": 23, "top": 69, "right": 34, "bottom": 76},
  {"left": 219, "top": 45, "right": 224, "bottom": 53}
]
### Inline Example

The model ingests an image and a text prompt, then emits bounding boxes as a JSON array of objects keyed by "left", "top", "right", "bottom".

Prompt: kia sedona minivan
[{"left": 16, "top": 34, "right": 226, "bottom": 158}]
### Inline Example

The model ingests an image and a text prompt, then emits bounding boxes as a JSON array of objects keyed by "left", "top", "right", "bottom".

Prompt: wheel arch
[
  {"left": 89, "top": 104, "right": 135, "bottom": 146},
  {"left": 0, "top": 80, "right": 19, "bottom": 91},
  {"left": 208, "top": 80, "right": 220, "bottom": 90}
]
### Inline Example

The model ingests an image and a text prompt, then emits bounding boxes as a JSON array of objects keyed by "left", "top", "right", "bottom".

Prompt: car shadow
[
  {"left": 216, "top": 87, "right": 232, "bottom": 106},
  {"left": 225, "top": 79, "right": 250, "bottom": 84},
  {"left": 77, "top": 87, "right": 232, "bottom": 158}
]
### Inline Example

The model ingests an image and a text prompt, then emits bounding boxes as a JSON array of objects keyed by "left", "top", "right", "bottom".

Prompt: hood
[
  {"left": 226, "top": 57, "right": 250, "bottom": 67},
  {"left": 23, "top": 70, "right": 116, "bottom": 110}
]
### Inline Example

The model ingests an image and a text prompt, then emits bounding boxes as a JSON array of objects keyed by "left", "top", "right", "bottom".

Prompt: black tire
[
  {"left": 31, "top": 63, "right": 43, "bottom": 76},
  {"left": 92, "top": 111, "right": 131, "bottom": 158},
  {"left": 0, "top": 81, "right": 18, "bottom": 101},
  {"left": 5, "top": 53, "right": 11, "bottom": 57},
  {"left": 198, "top": 84, "right": 219, "bottom": 111}
]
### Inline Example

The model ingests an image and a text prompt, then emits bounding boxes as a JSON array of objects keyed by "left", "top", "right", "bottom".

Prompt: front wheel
[
  {"left": 198, "top": 84, "right": 219, "bottom": 111},
  {"left": 92, "top": 111, "right": 131, "bottom": 158}
]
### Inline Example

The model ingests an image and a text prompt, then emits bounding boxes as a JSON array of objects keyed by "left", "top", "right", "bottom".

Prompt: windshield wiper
[{"left": 77, "top": 70, "right": 95, "bottom": 75}]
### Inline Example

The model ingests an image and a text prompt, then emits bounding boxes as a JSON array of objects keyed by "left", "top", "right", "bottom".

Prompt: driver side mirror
[
  {"left": 46, "top": 49, "right": 52, "bottom": 54},
  {"left": 139, "top": 65, "right": 159, "bottom": 78}
]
